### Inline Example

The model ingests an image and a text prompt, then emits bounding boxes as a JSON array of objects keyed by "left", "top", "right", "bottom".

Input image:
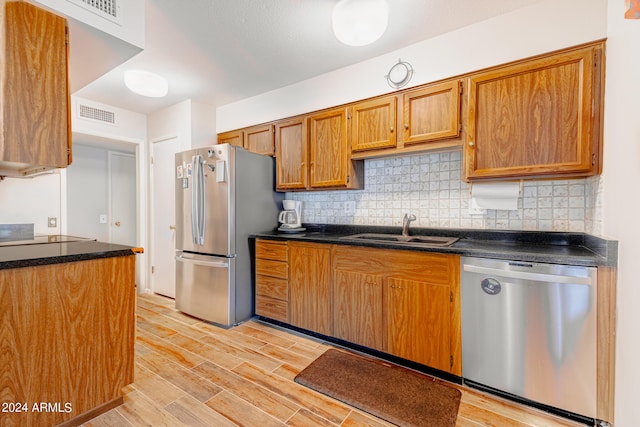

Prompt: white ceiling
[{"left": 73, "top": 0, "right": 544, "bottom": 115}]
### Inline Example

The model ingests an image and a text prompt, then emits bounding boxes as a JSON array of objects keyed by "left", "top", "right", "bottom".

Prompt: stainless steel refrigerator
[{"left": 175, "top": 143, "right": 282, "bottom": 327}]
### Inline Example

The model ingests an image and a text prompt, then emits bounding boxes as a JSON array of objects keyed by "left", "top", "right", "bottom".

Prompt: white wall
[
  {"left": 72, "top": 96, "right": 147, "bottom": 142},
  {"left": 147, "top": 99, "right": 216, "bottom": 149},
  {"left": 0, "top": 172, "right": 62, "bottom": 234},
  {"left": 144, "top": 99, "right": 215, "bottom": 294},
  {"left": 217, "top": 0, "right": 607, "bottom": 131},
  {"left": 65, "top": 144, "right": 111, "bottom": 242},
  {"left": 602, "top": 2, "right": 640, "bottom": 426}
]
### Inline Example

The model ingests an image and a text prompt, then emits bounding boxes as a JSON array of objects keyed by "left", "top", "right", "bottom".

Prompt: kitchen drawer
[
  {"left": 256, "top": 294, "right": 288, "bottom": 322},
  {"left": 256, "top": 274, "right": 288, "bottom": 301},
  {"left": 256, "top": 258, "right": 288, "bottom": 279},
  {"left": 256, "top": 240, "right": 288, "bottom": 262}
]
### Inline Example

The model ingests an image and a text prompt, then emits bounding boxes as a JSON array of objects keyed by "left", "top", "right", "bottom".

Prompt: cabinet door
[
  {"left": 385, "top": 277, "right": 452, "bottom": 373},
  {"left": 275, "top": 118, "right": 308, "bottom": 190},
  {"left": 245, "top": 124, "right": 274, "bottom": 156},
  {"left": 289, "top": 242, "right": 332, "bottom": 335},
  {"left": 350, "top": 96, "right": 397, "bottom": 152},
  {"left": 400, "top": 80, "right": 461, "bottom": 145},
  {"left": 309, "top": 107, "right": 356, "bottom": 188},
  {"left": 217, "top": 130, "right": 244, "bottom": 147},
  {"left": 333, "top": 270, "right": 384, "bottom": 350},
  {"left": 465, "top": 44, "right": 603, "bottom": 180},
  {"left": 3, "top": 1, "right": 70, "bottom": 168}
]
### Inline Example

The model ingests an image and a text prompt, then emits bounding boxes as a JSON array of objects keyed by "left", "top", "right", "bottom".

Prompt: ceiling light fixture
[
  {"left": 332, "top": 0, "right": 389, "bottom": 47},
  {"left": 124, "top": 69, "right": 169, "bottom": 98}
]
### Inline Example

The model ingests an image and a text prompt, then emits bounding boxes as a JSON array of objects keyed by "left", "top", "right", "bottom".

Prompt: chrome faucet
[{"left": 402, "top": 213, "right": 417, "bottom": 237}]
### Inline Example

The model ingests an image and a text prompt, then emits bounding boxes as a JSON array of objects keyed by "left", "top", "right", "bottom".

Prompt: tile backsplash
[{"left": 286, "top": 150, "right": 604, "bottom": 235}]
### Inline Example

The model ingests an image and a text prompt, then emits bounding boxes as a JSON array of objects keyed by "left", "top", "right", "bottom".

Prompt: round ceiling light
[
  {"left": 332, "top": 0, "right": 389, "bottom": 47},
  {"left": 124, "top": 69, "right": 169, "bottom": 98}
]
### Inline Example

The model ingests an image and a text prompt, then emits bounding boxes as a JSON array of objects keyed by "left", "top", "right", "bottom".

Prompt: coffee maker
[{"left": 278, "top": 200, "right": 303, "bottom": 231}]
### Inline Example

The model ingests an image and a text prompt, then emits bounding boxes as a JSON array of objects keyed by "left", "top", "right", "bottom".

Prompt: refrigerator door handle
[
  {"left": 191, "top": 155, "right": 199, "bottom": 245},
  {"left": 175, "top": 254, "right": 229, "bottom": 268},
  {"left": 197, "top": 155, "right": 206, "bottom": 244},
  {"left": 191, "top": 154, "right": 206, "bottom": 245}
]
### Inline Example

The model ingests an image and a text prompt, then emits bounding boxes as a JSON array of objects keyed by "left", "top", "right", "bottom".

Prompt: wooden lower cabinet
[
  {"left": 255, "top": 239, "right": 289, "bottom": 322},
  {"left": 256, "top": 240, "right": 462, "bottom": 375},
  {"left": 289, "top": 242, "right": 332, "bottom": 335},
  {"left": 0, "top": 255, "right": 136, "bottom": 427},
  {"left": 385, "top": 277, "right": 455, "bottom": 373},
  {"left": 333, "top": 270, "right": 384, "bottom": 349},
  {"left": 333, "top": 245, "right": 461, "bottom": 375}
]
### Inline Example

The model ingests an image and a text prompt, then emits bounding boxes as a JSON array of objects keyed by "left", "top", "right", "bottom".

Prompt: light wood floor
[{"left": 84, "top": 293, "right": 585, "bottom": 427}]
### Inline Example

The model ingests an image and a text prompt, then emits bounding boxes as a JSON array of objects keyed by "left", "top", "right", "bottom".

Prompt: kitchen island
[{"left": 0, "top": 240, "right": 141, "bottom": 427}]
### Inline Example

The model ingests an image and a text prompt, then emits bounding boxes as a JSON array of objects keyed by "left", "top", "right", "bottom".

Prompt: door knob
[{"left": 114, "top": 221, "right": 121, "bottom": 227}]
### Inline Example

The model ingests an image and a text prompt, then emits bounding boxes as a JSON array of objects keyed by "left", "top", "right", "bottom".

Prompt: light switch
[
  {"left": 48, "top": 217, "right": 57, "bottom": 228},
  {"left": 99, "top": 214, "right": 107, "bottom": 224}
]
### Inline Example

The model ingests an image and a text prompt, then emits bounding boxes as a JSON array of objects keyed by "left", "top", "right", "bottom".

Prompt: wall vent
[
  {"left": 78, "top": 104, "right": 116, "bottom": 125},
  {"left": 66, "top": 0, "right": 123, "bottom": 25}
]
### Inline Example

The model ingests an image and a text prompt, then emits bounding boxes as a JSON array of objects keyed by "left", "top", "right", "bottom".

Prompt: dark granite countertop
[
  {"left": 251, "top": 224, "right": 617, "bottom": 267},
  {"left": 0, "top": 240, "right": 138, "bottom": 270}
]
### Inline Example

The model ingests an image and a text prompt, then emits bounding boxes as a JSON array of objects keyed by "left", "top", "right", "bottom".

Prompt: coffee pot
[{"left": 278, "top": 200, "right": 302, "bottom": 229}]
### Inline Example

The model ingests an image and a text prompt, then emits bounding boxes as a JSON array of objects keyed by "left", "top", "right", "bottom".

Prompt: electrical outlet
[
  {"left": 344, "top": 201, "right": 356, "bottom": 215},
  {"left": 48, "top": 217, "right": 57, "bottom": 228}
]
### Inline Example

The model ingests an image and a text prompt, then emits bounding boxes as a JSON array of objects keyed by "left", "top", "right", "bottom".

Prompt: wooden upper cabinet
[
  {"left": 275, "top": 117, "right": 308, "bottom": 190},
  {"left": 464, "top": 42, "right": 604, "bottom": 181},
  {"left": 350, "top": 95, "right": 397, "bottom": 152},
  {"left": 309, "top": 107, "right": 363, "bottom": 189},
  {"left": 289, "top": 242, "right": 332, "bottom": 336},
  {"left": 245, "top": 124, "right": 274, "bottom": 155},
  {"left": 217, "top": 129, "right": 244, "bottom": 147},
  {"left": 0, "top": 0, "right": 71, "bottom": 177},
  {"left": 400, "top": 80, "right": 462, "bottom": 145}
]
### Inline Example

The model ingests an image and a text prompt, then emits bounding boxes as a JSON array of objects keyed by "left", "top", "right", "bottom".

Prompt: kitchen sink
[{"left": 340, "top": 233, "right": 459, "bottom": 247}]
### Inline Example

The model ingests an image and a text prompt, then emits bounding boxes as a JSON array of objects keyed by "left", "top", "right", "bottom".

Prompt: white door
[
  {"left": 151, "top": 137, "right": 178, "bottom": 298},
  {"left": 109, "top": 152, "right": 137, "bottom": 246}
]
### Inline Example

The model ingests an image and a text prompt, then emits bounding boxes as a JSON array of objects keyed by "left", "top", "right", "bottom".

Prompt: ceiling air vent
[
  {"left": 66, "top": 0, "right": 123, "bottom": 25},
  {"left": 78, "top": 104, "right": 116, "bottom": 126}
]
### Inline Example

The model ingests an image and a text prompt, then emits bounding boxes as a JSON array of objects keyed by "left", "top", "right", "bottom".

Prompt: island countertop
[{"left": 0, "top": 239, "right": 139, "bottom": 270}]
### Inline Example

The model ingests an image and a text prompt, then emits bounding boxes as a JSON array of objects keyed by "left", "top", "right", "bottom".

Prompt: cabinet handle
[
  {"left": 390, "top": 285, "right": 404, "bottom": 289},
  {"left": 390, "top": 127, "right": 394, "bottom": 133},
  {"left": 468, "top": 141, "right": 475, "bottom": 147},
  {"left": 404, "top": 124, "right": 409, "bottom": 130}
]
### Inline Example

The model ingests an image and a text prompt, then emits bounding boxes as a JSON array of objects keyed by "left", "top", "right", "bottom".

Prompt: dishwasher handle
[{"left": 462, "top": 263, "right": 594, "bottom": 285}]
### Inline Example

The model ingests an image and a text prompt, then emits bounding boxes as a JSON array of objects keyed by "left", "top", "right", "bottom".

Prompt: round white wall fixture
[
  {"left": 332, "top": 0, "right": 389, "bottom": 47},
  {"left": 385, "top": 60, "right": 413, "bottom": 88},
  {"left": 124, "top": 69, "right": 169, "bottom": 98}
]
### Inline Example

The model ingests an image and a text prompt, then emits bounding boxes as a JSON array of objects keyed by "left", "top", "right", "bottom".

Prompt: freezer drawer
[{"left": 175, "top": 251, "right": 236, "bottom": 326}]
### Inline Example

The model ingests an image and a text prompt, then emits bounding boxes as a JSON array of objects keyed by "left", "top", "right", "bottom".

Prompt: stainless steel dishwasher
[{"left": 461, "top": 256, "right": 600, "bottom": 424}]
